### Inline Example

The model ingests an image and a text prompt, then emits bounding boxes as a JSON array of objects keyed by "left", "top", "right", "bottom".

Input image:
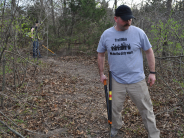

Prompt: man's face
[
  {"left": 36, "top": 23, "right": 40, "bottom": 26},
  {"left": 114, "top": 17, "right": 132, "bottom": 31}
]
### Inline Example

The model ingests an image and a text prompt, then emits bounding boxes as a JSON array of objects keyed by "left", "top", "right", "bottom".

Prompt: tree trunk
[
  {"left": 63, "top": 0, "right": 67, "bottom": 33},
  {"left": 39, "top": 0, "right": 44, "bottom": 20},
  {"left": 114, "top": 0, "right": 117, "bottom": 9},
  {"left": 167, "top": 0, "right": 172, "bottom": 11},
  {"left": 51, "top": 0, "right": 56, "bottom": 35}
]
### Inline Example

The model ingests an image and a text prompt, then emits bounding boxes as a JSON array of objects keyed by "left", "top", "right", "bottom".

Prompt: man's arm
[
  {"left": 98, "top": 52, "right": 107, "bottom": 83},
  {"left": 31, "top": 27, "right": 34, "bottom": 39},
  {"left": 145, "top": 48, "right": 156, "bottom": 87}
]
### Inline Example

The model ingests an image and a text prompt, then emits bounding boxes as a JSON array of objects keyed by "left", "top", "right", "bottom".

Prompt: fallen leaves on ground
[{"left": 0, "top": 55, "right": 183, "bottom": 138}]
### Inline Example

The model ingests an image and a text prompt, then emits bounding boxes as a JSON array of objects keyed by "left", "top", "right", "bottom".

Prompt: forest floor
[{"left": 0, "top": 53, "right": 184, "bottom": 138}]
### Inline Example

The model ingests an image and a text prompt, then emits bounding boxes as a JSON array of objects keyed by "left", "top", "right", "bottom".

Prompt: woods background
[{"left": 0, "top": 0, "right": 184, "bottom": 137}]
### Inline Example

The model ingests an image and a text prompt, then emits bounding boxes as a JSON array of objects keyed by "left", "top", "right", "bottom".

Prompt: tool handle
[
  {"left": 104, "top": 79, "right": 107, "bottom": 85},
  {"left": 109, "top": 71, "right": 112, "bottom": 91},
  {"left": 104, "top": 79, "right": 110, "bottom": 122},
  {"left": 109, "top": 71, "right": 112, "bottom": 125},
  {"left": 42, "top": 45, "right": 55, "bottom": 54}
]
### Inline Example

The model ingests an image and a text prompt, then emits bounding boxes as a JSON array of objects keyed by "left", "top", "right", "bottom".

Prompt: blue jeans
[{"left": 33, "top": 39, "right": 41, "bottom": 58}]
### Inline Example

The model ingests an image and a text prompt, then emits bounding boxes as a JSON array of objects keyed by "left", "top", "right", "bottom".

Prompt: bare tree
[
  {"left": 167, "top": 0, "right": 172, "bottom": 14},
  {"left": 51, "top": 0, "right": 56, "bottom": 35},
  {"left": 114, "top": 0, "right": 117, "bottom": 9}
]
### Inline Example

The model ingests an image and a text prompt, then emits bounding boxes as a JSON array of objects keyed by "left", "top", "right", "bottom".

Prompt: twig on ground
[
  {"left": 0, "top": 110, "right": 45, "bottom": 135},
  {"left": 155, "top": 106, "right": 181, "bottom": 116},
  {"left": 0, "top": 120, "right": 25, "bottom": 138}
]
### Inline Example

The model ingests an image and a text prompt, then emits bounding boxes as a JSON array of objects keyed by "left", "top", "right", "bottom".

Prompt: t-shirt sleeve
[
  {"left": 97, "top": 33, "right": 106, "bottom": 53},
  {"left": 140, "top": 31, "right": 152, "bottom": 51}
]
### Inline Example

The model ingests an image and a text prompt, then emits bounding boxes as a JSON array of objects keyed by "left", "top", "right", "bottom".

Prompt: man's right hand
[{"left": 100, "top": 74, "right": 107, "bottom": 83}]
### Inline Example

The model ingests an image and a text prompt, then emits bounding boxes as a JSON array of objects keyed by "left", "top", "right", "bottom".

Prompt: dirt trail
[
  {"left": 35, "top": 56, "right": 145, "bottom": 138},
  {"left": 1, "top": 52, "right": 183, "bottom": 137},
  {"left": 33, "top": 56, "right": 112, "bottom": 138},
  {"left": 2, "top": 55, "right": 180, "bottom": 138},
  {"left": 0, "top": 55, "right": 180, "bottom": 138}
]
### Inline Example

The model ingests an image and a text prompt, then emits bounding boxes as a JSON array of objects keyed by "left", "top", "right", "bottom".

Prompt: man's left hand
[{"left": 148, "top": 74, "right": 156, "bottom": 87}]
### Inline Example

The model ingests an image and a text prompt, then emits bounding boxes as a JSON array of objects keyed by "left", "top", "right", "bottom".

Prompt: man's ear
[{"left": 114, "top": 16, "right": 118, "bottom": 22}]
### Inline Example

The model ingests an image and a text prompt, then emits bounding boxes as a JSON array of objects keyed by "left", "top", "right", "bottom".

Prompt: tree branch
[
  {"left": 0, "top": 120, "right": 25, "bottom": 138},
  {"left": 155, "top": 106, "right": 181, "bottom": 116},
  {"left": 0, "top": 109, "right": 44, "bottom": 136},
  {"left": 4, "top": 50, "right": 37, "bottom": 66},
  {"left": 155, "top": 55, "right": 184, "bottom": 59}
]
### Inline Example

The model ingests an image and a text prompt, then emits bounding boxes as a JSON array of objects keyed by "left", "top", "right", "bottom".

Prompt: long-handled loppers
[
  {"left": 104, "top": 71, "right": 112, "bottom": 138},
  {"left": 42, "top": 45, "right": 56, "bottom": 56}
]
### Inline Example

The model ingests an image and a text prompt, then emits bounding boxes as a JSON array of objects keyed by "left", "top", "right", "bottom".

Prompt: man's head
[
  {"left": 115, "top": 5, "right": 135, "bottom": 21},
  {"left": 114, "top": 5, "right": 135, "bottom": 31},
  {"left": 35, "top": 20, "right": 39, "bottom": 26}
]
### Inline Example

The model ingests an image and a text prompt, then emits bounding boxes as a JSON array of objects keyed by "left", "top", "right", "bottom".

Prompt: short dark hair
[{"left": 36, "top": 20, "right": 39, "bottom": 23}]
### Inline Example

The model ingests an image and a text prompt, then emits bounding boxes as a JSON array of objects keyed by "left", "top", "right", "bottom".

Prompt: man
[
  {"left": 97, "top": 5, "right": 160, "bottom": 138},
  {"left": 31, "top": 21, "right": 41, "bottom": 58}
]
